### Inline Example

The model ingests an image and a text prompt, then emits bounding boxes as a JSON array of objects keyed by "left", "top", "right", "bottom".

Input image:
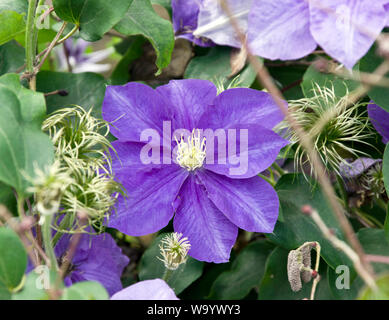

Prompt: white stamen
[{"left": 175, "top": 129, "right": 206, "bottom": 171}]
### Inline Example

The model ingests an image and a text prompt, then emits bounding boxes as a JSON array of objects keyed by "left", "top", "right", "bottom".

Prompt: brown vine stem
[
  {"left": 218, "top": 0, "right": 376, "bottom": 284},
  {"left": 34, "top": 22, "right": 67, "bottom": 72},
  {"left": 302, "top": 205, "right": 377, "bottom": 290}
]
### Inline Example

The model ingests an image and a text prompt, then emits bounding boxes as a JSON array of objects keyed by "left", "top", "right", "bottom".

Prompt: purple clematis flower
[
  {"left": 172, "top": 0, "right": 214, "bottom": 47},
  {"left": 110, "top": 279, "right": 178, "bottom": 300},
  {"left": 28, "top": 230, "right": 129, "bottom": 296},
  {"left": 368, "top": 102, "right": 389, "bottom": 144},
  {"left": 54, "top": 231, "right": 129, "bottom": 296},
  {"left": 247, "top": 0, "right": 388, "bottom": 69},
  {"left": 339, "top": 157, "right": 382, "bottom": 179},
  {"left": 172, "top": 0, "right": 252, "bottom": 48},
  {"left": 102, "top": 79, "right": 288, "bottom": 263},
  {"left": 56, "top": 38, "right": 114, "bottom": 73}
]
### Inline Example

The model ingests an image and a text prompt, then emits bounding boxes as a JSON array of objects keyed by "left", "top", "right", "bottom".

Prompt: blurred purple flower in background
[
  {"left": 368, "top": 102, "right": 389, "bottom": 144},
  {"left": 102, "top": 79, "right": 288, "bottom": 263},
  {"left": 248, "top": 0, "right": 388, "bottom": 69},
  {"left": 172, "top": 0, "right": 214, "bottom": 46},
  {"left": 56, "top": 38, "right": 114, "bottom": 73},
  {"left": 28, "top": 229, "right": 129, "bottom": 296},
  {"left": 173, "top": 0, "right": 389, "bottom": 69},
  {"left": 110, "top": 279, "right": 178, "bottom": 300},
  {"left": 172, "top": 0, "right": 252, "bottom": 48}
]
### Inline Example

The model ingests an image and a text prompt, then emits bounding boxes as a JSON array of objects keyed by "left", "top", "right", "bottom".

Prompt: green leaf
[
  {"left": 208, "top": 240, "right": 274, "bottom": 300},
  {"left": 151, "top": 0, "right": 171, "bottom": 11},
  {"left": 0, "top": 281, "right": 11, "bottom": 300},
  {"left": 360, "top": 45, "right": 389, "bottom": 113},
  {"left": 0, "top": 41, "right": 25, "bottom": 76},
  {"left": 0, "top": 227, "right": 27, "bottom": 290},
  {"left": 385, "top": 203, "right": 389, "bottom": 242},
  {"left": 0, "top": 182, "right": 17, "bottom": 213},
  {"left": 36, "top": 71, "right": 107, "bottom": 117},
  {"left": 114, "top": 0, "right": 174, "bottom": 75},
  {"left": 184, "top": 46, "right": 257, "bottom": 88},
  {"left": 0, "top": 82, "right": 53, "bottom": 195},
  {"left": 301, "top": 63, "right": 359, "bottom": 99},
  {"left": 52, "top": 0, "right": 133, "bottom": 42},
  {"left": 0, "top": 0, "right": 28, "bottom": 15},
  {"left": 268, "top": 174, "right": 352, "bottom": 270},
  {"left": 383, "top": 143, "right": 389, "bottom": 198},
  {"left": 12, "top": 269, "right": 63, "bottom": 300},
  {"left": 139, "top": 233, "right": 204, "bottom": 295},
  {"left": 269, "top": 65, "right": 306, "bottom": 100},
  {"left": 330, "top": 228, "right": 389, "bottom": 300},
  {"left": 0, "top": 10, "right": 26, "bottom": 46},
  {"left": 359, "top": 273, "right": 389, "bottom": 300},
  {"left": 61, "top": 281, "right": 109, "bottom": 300},
  {"left": 0, "top": 73, "right": 46, "bottom": 128},
  {"left": 111, "top": 37, "right": 146, "bottom": 85},
  {"left": 258, "top": 247, "right": 333, "bottom": 300},
  {"left": 358, "top": 229, "right": 389, "bottom": 275}
]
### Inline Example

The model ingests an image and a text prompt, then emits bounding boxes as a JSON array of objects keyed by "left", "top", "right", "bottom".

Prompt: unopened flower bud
[{"left": 287, "top": 250, "right": 303, "bottom": 292}]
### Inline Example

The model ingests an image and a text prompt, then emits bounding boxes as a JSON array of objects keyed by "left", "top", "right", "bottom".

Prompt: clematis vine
[
  {"left": 102, "top": 79, "right": 288, "bottom": 263},
  {"left": 247, "top": 0, "right": 389, "bottom": 69}
]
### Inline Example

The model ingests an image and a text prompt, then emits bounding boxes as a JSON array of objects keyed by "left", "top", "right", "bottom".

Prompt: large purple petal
[
  {"left": 198, "top": 171, "right": 279, "bottom": 233},
  {"left": 309, "top": 0, "right": 387, "bottom": 69},
  {"left": 198, "top": 89, "right": 288, "bottom": 178},
  {"left": 156, "top": 79, "right": 217, "bottom": 131},
  {"left": 109, "top": 142, "right": 188, "bottom": 236},
  {"left": 368, "top": 102, "right": 389, "bottom": 144},
  {"left": 102, "top": 82, "right": 172, "bottom": 142},
  {"left": 202, "top": 124, "right": 288, "bottom": 178},
  {"left": 198, "top": 88, "right": 285, "bottom": 130},
  {"left": 173, "top": 174, "right": 238, "bottom": 263},
  {"left": 248, "top": 0, "right": 316, "bottom": 60},
  {"left": 111, "top": 279, "right": 178, "bottom": 300},
  {"left": 194, "top": 0, "right": 253, "bottom": 48}
]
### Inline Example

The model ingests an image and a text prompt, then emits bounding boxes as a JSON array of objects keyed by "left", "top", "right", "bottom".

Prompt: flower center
[{"left": 175, "top": 129, "right": 206, "bottom": 171}]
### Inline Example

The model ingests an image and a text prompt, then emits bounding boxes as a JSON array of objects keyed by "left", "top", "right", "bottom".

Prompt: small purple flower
[
  {"left": 247, "top": 0, "right": 388, "bottom": 69},
  {"left": 110, "top": 279, "right": 178, "bottom": 300},
  {"left": 339, "top": 157, "right": 382, "bottom": 179},
  {"left": 172, "top": 0, "right": 252, "bottom": 48},
  {"left": 367, "top": 102, "right": 389, "bottom": 144},
  {"left": 102, "top": 79, "right": 288, "bottom": 263},
  {"left": 56, "top": 38, "right": 114, "bottom": 73},
  {"left": 54, "top": 231, "right": 129, "bottom": 296},
  {"left": 26, "top": 229, "right": 129, "bottom": 296},
  {"left": 172, "top": 0, "right": 214, "bottom": 47}
]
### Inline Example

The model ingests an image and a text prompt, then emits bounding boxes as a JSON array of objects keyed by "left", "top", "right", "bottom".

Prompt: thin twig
[
  {"left": 302, "top": 205, "right": 377, "bottom": 291},
  {"left": 35, "top": 22, "right": 68, "bottom": 72}
]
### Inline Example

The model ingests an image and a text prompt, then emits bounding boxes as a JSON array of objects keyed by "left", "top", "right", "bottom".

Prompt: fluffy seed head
[
  {"left": 158, "top": 232, "right": 191, "bottom": 270},
  {"left": 27, "top": 161, "right": 73, "bottom": 216},
  {"left": 276, "top": 84, "right": 375, "bottom": 178}
]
